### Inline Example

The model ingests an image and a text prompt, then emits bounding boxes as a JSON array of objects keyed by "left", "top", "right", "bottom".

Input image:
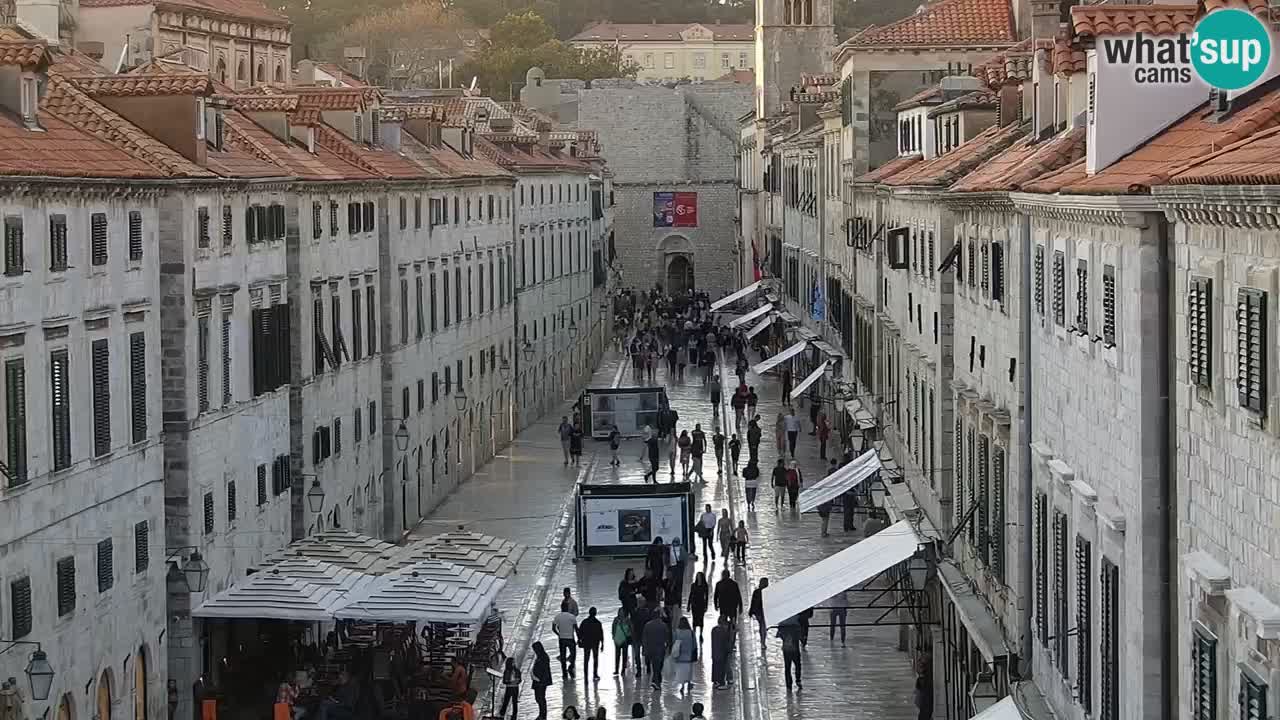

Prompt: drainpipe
[
  {"left": 1017, "top": 210, "right": 1034, "bottom": 679},
  {"left": 1157, "top": 212, "right": 1176, "bottom": 716}
]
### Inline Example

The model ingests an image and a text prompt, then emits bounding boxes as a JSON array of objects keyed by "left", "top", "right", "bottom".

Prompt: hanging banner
[{"left": 653, "top": 192, "right": 698, "bottom": 228}]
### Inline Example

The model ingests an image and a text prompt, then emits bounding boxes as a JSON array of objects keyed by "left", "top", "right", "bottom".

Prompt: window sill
[{"left": 127, "top": 260, "right": 143, "bottom": 272}]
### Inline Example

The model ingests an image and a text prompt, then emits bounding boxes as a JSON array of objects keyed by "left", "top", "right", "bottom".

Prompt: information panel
[
  {"left": 582, "top": 387, "right": 666, "bottom": 439},
  {"left": 575, "top": 483, "right": 694, "bottom": 558}
]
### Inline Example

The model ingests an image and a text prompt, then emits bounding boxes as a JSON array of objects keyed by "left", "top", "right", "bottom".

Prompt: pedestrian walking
[
  {"left": 552, "top": 601, "right": 578, "bottom": 678},
  {"left": 558, "top": 417, "right": 574, "bottom": 465},
  {"left": 815, "top": 411, "right": 830, "bottom": 458},
  {"left": 609, "top": 428, "right": 621, "bottom": 467},
  {"left": 530, "top": 642, "right": 553, "bottom": 720},
  {"left": 710, "top": 616, "right": 733, "bottom": 689},
  {"left": 713, "top": 569, "right": 742, "bottom": 626},
  {"left": 778, "top": 618, "right": 803, "bottom": 693},
  {"left": 578, "top": 607, "right": 604, "bottom": 682},
  {"left": 915, "top": 656, "right": 934, "bottom": 720},
  {"left": 645, "top": 538, "right": 666, "bottom": 583},
  {"left": 712, "top": 428, "right": 725, "bottom": 473},
  {"left": 785, "top": 461, "right": 803, "bottom": 510},
  {"left": 630, "top": 599, "right": 652, "bottom": 677},
  {"left": 716, "top": 509, "right": 733, "bottom": 559},
  {"left": 710, "top": 381, "right": 721, "bottom": 416},
  {"left": 562, "top": 588, "right": 579, "bottom": 616},
  {"left": 784, "top": 408, "right": 801, "bottom": 457},
  {"left": 665, "top": 539, "right": 687, "bottom": 609},
  {"left": 817, "top": 499, "right": 833, "bottom": 537},
  {"left": 742, "top": 461, "right": 760, "bottom": 511},
  {"left": 733, "top": 521, "right": 748, "bottom": 564},
  {"left": 687, "top": 571, "right": 709, "bottom": 636},
  {"left": 828, "top": 589, "right": 848, "bottom": 646},
  {"left": 746, "top": 418, "right": 762, "bottom": 463},
  {"left": 641, "top": 614, "right": 670, "bottom": 689},
  {"left": 698, "top": 504, "right": 717, "bottom": 560},
  {"left": 735, "top": 357, "right": 748, "bottom": 386},
  {"left": 808, "top": 386, "right": 821, "bottom": 433},
  {"left": 642, "top": 430, "right": 660, "bottom": 482},
  {"left": 612, "top": 608, "right": 633, "bottom": 675},
  {"left": 749, "top": 579, "right": 768, "bottom": 645},
  {"left": 690, "top": 424, "right": 706, "bottom": 482},
  {"left": 569, "top": 423, "right": 584, "bottom": 465},
  {"left": 771, "top": 458, "right": 787, "bottom": 511},
  {"left": 728, "top": 433, "right": 741, "bottom": 475},
  {"left": 774, "top": 412, "right": 787, "bottom": 454},
  {"left": 780, "top": 367, "right": 793, "bottom": 403},
  {"left": 666, "top": 431, "right": 679, "bottom": 477},
  {"left": 671, "top": 617, "right": 697, "bottom": 696},
  {"left": 747, "top": 387, "right": 759, "bottom": 416},
  {"left": 497, "top": 658, "right": 521, "bottom": 720}
]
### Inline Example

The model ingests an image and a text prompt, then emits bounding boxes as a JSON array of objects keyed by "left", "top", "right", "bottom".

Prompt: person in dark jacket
[
  {"left": 618, "top": 568, "right": 638, "bottom": 618},
  {"left": 530, "top": 642, "right": 553, "bottom": 720},
  {"left": 710, "top": 616, "right": 734, "bottom": 689},
  {"left": 630, "top": 599, "right": 653, "bottom": 677},
  {"left": 641, "top": 615, "right": 670, "bottom": 690},
  {"left": 748, "top": 578, "right": 769, "bottom": 644},
  {"left": 578, "top": 607, "right": 605, "bottom": 682},
  {"left": 746, "top": 418, "right": 762, "bottom": 463},
  {"left": 778, "top": 618, "right": 803, "bottom": 693},
  {"left": 687, "top": 571, "right": 710, "bottom": 637},
  {"left": 497, "top": 657, "right": 521, "bottom": 720},
  {"left": 713, "top": 569, "right": 742, "bottom": 626},
  {"left": 644, "top": 538, "right": 666, "bottom": 583},
  {"left": 728, "top": 434, "right": 741, "bottom": 476},
  {"left": 914, "top": 655, "right": 934, "bottom": 720}
]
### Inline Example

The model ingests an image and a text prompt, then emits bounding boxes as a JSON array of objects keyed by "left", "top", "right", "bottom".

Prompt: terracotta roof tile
[
  {"left": 885, "top": 121, "right": 1026, "bottom": 186},
  {"left": 41, "top": 74, "right": 212, "bottom": 177},
  {"left": 927, "top": 89, "right": 998, "bottom": 118},
  {"left": 1021, "top": 158, "right": 1085, "bottom": 193},
  {"left": 294, "top": 87, "right": 368, "bottom": 111},
  {"left": 894, "top": 86, "right": 944, "bottom": 111},
  {"left": 69, "top": 73, "right": 212, "bottom": 96},
  {"left": 854, "top": 154, "right": 922, "bottom": 183},
  {"left": 1052, "top": 35, "right": 1086, "bottom": 76},
  {"left": 843, "top": 0, "right": 1015, "bottom": 48},
  {"left": 79, "top": 0, "right": 288, "bottom": 25},
  {"left": 0, "top": 109, "right": 167, "bottom": 178},
  {"left": 570, "top": 22, "right": 754, "bottom": 43},
  {"left": 0, "top": 29, "right": 48, "bottom": 68},
  {"left": 952, "top": 126, "right": 1086, "bottom": 191},
  {"left": 227, "top": 114, "right": 372, "bottom": 181},
  {"left": 287, "top": 108, "right": 323, "bottom": 126},
  {"left": 47, "top": 49, "right": 111, "bottom": 76},
  {"left": 313, "top": 124, "right": 424, "bottom": 179},
  {"left": 972, "top": 37, "right": 1035, "bottom": 87},
  {"left": 399, "top": 131, "right": 510, "bottom": 181},
  {"left": 222, "top": 94, "right": 299, "bottom": 112},
  {"left": 1168, "top": 124, "right": 1280, "bottom": 185},
  {"left": 1031, "top": 85, "right": 1280, "bottom": 194},
  {"left": 305, "top": 62, "right": 368, "bottom": 88},
  {"left": 1070, "top": 4, "right": 1198, "bottom": 39}
]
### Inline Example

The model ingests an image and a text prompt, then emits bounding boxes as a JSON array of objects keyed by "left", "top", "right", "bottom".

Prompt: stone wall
[{"left": 578, "top": 82, "right": 750, "bottom": 295}]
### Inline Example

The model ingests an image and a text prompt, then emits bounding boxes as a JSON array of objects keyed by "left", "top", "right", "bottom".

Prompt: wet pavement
[{"left": 411, "top": 341, "right": 919, "bottom": 720}]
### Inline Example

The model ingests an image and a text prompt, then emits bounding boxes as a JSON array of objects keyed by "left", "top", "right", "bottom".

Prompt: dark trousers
[
  {"left": 533, "top": 684, "right": 547, "bottom": 719},
  {"left": 748, "top": 442, "right": 759, "bottom": 463},
  {"left": 787, "top": 431, "right": 798, "bottom": 456},
  {"left": 558, "top": 639, "right": 576, "bottom": 672},
  {"left": 730, "top": 450, "right": 740, "bottom": 474},
  {"left": 734, "top": 541, "right": 747, "bottom": 563},
  {"left": 819, "top": 437, "right": 827, "bottom": 459},
  {"left": 499, "top": 688, "right": 518, "bottom": 719},
  {"left": 843, "top": 494, "right": 856, "bottom": 531},
  {"left": 787, "top": 485, "right": 799, "bottom": 508},
  {"left": 745, "top": 487, "right": 757, "bottom": 506},
  {"left": 830, "top": 610, "right": 847, "bottom": 643},
  {"left": 701, "top": 531, "right": 715, "bottom": 559},
  {"left": 783, "top": 650, "right": 802, "bottom": 690},
  {"left": 582, "top": 647, "right": 598, "bottom": 679},
  {"left": 614, "top": 643, "right": 630, "bottom": 671},
  {"left": 646, "top": 653, "right": 665, "bottom": 684},
  {"left": 645, "top": 456, "right": 659, "bottom": 482}
]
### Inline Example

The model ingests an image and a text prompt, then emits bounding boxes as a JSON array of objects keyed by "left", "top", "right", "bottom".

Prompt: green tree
[{"left": 318, "top": 1, "right": 474, "bottom": 87}]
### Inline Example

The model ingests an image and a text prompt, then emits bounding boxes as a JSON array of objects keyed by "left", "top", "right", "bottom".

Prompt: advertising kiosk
[
  {"left": 580, "top": 386, "right": 669, "bottom": 439},
  {"left": 574, "top": 482, "right": 694, "bottom": 559}
]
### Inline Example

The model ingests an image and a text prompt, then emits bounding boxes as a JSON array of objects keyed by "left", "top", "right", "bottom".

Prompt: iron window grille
[
  {"left": 134, "top": 521, "right": 149, "bottom": 572},
  {"left": 1053, "top": 250, "right": 1066, "bottom": 326},
  {"left": 1076, "top": 259, "right": 1089, "bottom": 333},
  {"left": 1237, "top": 288, "right": 1267, "bottom": 414},
  {"left": 1192, "top": 626, "right": 1217, "bottom": 720},
  {"left": 1076, "top": 535, "right": 1093, "bottom": 713},
  {"left": 1053, "top": 510, "right": 1069, "bottom": 671},
  {"left": 1102, "top": 264, "right": 1117, "bottom": 345},
  {"left": 1099, "top": 557, "right": 1119, "bottom": 720},
  {"left": 1190, "top": 276, "right": 1213, "bottom": 388}
]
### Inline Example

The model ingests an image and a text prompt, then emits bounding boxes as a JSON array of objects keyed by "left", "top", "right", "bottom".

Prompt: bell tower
[{"left": 755, "top": 0, "right": 836, "bottom": 119}]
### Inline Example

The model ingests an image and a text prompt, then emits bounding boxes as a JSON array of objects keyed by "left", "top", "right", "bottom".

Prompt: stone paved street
[{"left": 410, "top": 343, "right": 919, "bottom": 720}]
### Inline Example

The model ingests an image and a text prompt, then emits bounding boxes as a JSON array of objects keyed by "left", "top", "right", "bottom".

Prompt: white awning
[
  {"left": 728, "top": 303, "right": 774, "bottom": 328},
  {"left": 334, "top": 560, "right": 507, "bottom": 626},
  {"left": 751, "top": 339, "right": 807, "bottom": 375},
  {"left": 972, "top": 698, "right": 1019, "bottom": 720},
  {"left": 710, "top": 281, "right": 764, "bottom": 311},
  {"left": 193, "top": 571, "right": 348, "bottom": 621},
  {"left": 797, "top": 449, "right": 881, "bottom": 513},
  {"left": 256, "top": 558, "right": 377, "bottom": 595},
  {"left": 744, "top": 315, "right": 774, "bottom": 339},
  {"left": 789, "top": 361, "right": 829, "bottom": 400},
  {"left": 761, "top": 519, "right": 921, "bottom": 625}
]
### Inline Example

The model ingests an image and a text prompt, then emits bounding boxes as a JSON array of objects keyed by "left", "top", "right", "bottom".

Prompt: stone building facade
[{"left": 578, "top": 80, "right": 749, "bottom": 295}]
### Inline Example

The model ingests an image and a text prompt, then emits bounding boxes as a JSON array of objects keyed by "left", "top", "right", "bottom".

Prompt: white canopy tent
[
  {"left": 710, "top": 281, "right": 764, "bottom": 311},
  {"left": 728, "top": 303, "right": 774, "bottom": 329},
  {"left": 751, "top": 340, "right": 807, "bottom": 375},
  {"left": 797, "top": 449, "right": 882, "bottom": 513},
  {"left": 744, "top": 315, "right": 774, "bottom": 339},
  {"left": 761, "top": 520, "right": 921, "bottom": 625},
  {"left": 192, "top": 571, "right": 349, "bottom": 621},
  {"left": 335, "top": 560, "right": 507, "bottom": 625},
  {"left": 383, "top": 531, "right": 528, "bottom": 578},
  {"left": 972, "top": 698, "right": 1020, "bottom": 720},
  {"left": 789, "top": 361, "right": 829, "bottom": 400},
  {"left": 256, "top": 558, "right": 377, "bottom": 595}
]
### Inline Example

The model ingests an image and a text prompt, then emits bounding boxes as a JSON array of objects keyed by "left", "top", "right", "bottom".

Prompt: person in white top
[
  {"left": 698, "top": 504, "right": 718, "bottom": 560},
  {"left": 552, "top": 600, "right": 579, "bottom": 677},
  {"left": 783, "top": 410, "right": 802, "bottom": 458}
]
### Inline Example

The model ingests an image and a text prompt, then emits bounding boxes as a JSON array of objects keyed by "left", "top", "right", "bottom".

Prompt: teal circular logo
[{"left": 1192, "top": 9, "right": 1272, "bottom": 90}]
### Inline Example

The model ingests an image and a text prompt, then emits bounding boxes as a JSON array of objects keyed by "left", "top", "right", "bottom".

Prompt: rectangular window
[
  {"left": 400, "top": 277, "right": 409, "bottom": 344},
  {"left": 953, "top": 417, "right": 964, "bottom": 528},
  {"left": 1053, "top": 510, "right": 1069, "bottom": 671},
  {"left": 1240, "top": 673, "right": 1267, "bottom": 720},
  {"left": 977, "top": 434, "right": 989, "bottom": 564},
  {"left": 1102, "top": 264, "right": 1116, "bottom": 345},
  {"left": 354, "top": 406, "right": 363, "bottom": 442},
  {"left": 97, "top": 538, "right": 114, "bottom": 592},
  {"left": 990, "top": 445, "right": 1006, "bottom": 583},
  {"left": 330, "top": 289, "right": 347, "bottom": 365},
  {"left": 417, "top": 379, "right": 425, "bottom": 412},
  {"left": 198, "top": 207, "right": 212, "bottom": 250},
  {"left": 414, "top": 196, "right": 422, "bottom": 229},
  {"left": 1033, "top": 245, "right": 1044, "bottom": 316},
  {"left": 432, "top": 372, "right": 439, "bottom": 403},
  {"left": 197, "top": 311, "right": 211, "bottom": 411},
  {"left": 333, "top": 418, "right": 342, "bottom": 456},
  {"left": 1189, "top": 276, "right": 1213, "bottom": 388},
  {"left": 329, "top": 201, "right": 339, "bottom": 237},
  {"left": 402, "top": 386, "right": 410, "bottom": 419},
  {"left": 130, "top": 332, "right": 147, "bottom": 442},
  {"left": 311, "top": 202, "right": 322, "bottom": 240},
  {"left": 91, "top": 338, "right": 111, "bottom": 456},
  {"left": 56, "top": 556, "right": 75, "bottom": 616},
  {"left": 3, "top": 358, "right": 27, "bottom": 485},
  {"left": 90, "top": 212, "right": 108, "bottom": 266},
  {"left": 222, "top": 205, "right": 234, "bottom": 246},
  {"left": 1076, "top": 535, "right": 1093, "bottom": 714},
  {"left": 226, "top": 479, "right": 237, "bottom": 521},
  {"left": 455, "top": 266, "right": 462, "bottom": 323},
  {"left": 1052, "top": 250, "right": 1066, "bottom": 326},
  {"left": 49, "top": 349, "right": 70, "bottom": 470},
  {"left": 479, "top": 263, "right": 486, "bottom": 315},
  {"left": 363, "top": 201, "right": 374, "bottom": 232},
  {"left": 366, "top": 286, "right": 376, "bottom": 354},
  {"left": 127, "top": 210, "right": 143, "bottom": 261},
  {"left": 1100, "top": 558, "right": 1120, "bottom": 720},
  {"left": 9, "top": 577, "right": 31, "bottom": 638},
  {"left": 991, "top": 242, "right": 1004, "bottom": 301},
  {"left": 134, "top": 521, "right": 149, "bottom": 572},
  {"left": 415, "top": 275, "right": 425, "bottom": 339},
  {"left": 203, "top": 491, "right": 214, "bottom": 534},
  {"left": 1076, "top": 259, "right": 1089, "bottom": 333},
  {"left": 1191, "top": 628, "right": 1217, "bottom": 720},
  {"left": 1035, "top": 492, "right": 1049, "bottom": 645},
  {"left": 256, "top": 464, "right": 267, "bottom": 506},
  {"left": 399, "top": 197, "right": 407, "bottom": 230},
  {"left": 1237, "top": 288, "right": 1267, "bottom": 414},
  {"left": 430, "top": 271, "right": 438, "bottom": 333},
  {"left": 4, "top": 215, "right": 22, "bottom": 275},
  {"left": 49, "top": 214, "right": 67, "bottom": 270}
]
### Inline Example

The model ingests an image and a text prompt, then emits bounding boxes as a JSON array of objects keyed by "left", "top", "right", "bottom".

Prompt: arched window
[
  {"left": 236, "top": 59, "right": 247, "bottom": 82},
  {"left": 803, "top": 0, "right": 813, "bottom": 24},
  {"left": 97, "top": 670, "right": 114, "bottom": 720},
  {"left": 274, "top": 63, "right": 284, "bottom": 83},
  {"left": 784, "top": 0, "right": 793, "bottom": 24},
  {"left": 255, "top": 63, "right": 265, "bottom": 82},
  {"left": 134, "top": 647, "right": 148, "bottom": 720},
  {"left": 215, "top": 58, "right": 227, "bottom": 83}
]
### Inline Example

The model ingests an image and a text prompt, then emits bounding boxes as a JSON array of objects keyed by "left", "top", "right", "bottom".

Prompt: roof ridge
[
  {"left": 845, "top": 0, "right": 1015, "bottom": 48},
  {"left": 313, "top": 124, "right": 387, "bottom": 177},
  {"left": 1167, "top": 118, "right": 1280, "bottom": 181},
  {"left": 223, "top": 113, "right": 290, "bottom": 169}
]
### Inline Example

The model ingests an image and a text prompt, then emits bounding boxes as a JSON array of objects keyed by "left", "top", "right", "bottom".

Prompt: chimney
[
  {"left": 14, "top": 0, "right": 59, "bottom": 45},
  {"left": 1031, "top": 48, "right": 1056, "bottom": 137},
  {"left": 343, "top": 47, "right": 367, "bottom": 81},
  {"left": 296, "top": 59, "right": 318, "bottom": 85},
  {"left": 1029, "top": 0, "right": 1063, "bottom": 43},
  {"left": 997, "top": 84, "right": 1020, "bottom": 126},
  {"left": 77, "top": 41, "right": 105, "bottom": 60}
]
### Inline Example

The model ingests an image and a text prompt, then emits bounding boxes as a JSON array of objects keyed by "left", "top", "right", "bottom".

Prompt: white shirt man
[
  {"left": 783, "top": 412, "right": 802, "bottom": 434},
  {"left": 700, "top": 509, "right": 718, "bottom": 533}
]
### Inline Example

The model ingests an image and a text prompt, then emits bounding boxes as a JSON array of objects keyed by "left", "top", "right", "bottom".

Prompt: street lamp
[
  {"left": 394, "top": 420, "right": 410, "bottom": 452},
  {"left": 164, "top": 547, "right": 211, "bottom": 593},
  {"left": 454, "top": 386, "right": 470, "bottom": 411},
  {"left": 305, "top": 478, "right": 326, "bottom": 513},
  {"left": 522, "top": 341, "right": 535, "bottom": 361},
  {"left": 499, "top": 356, "right": 511, "bottom": 382},
  {"left": 0, "top": 642, "right": 55, "bottom": 701},
  {"left": 567, "top": 320, "right": 579, "bottom": 340}
]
